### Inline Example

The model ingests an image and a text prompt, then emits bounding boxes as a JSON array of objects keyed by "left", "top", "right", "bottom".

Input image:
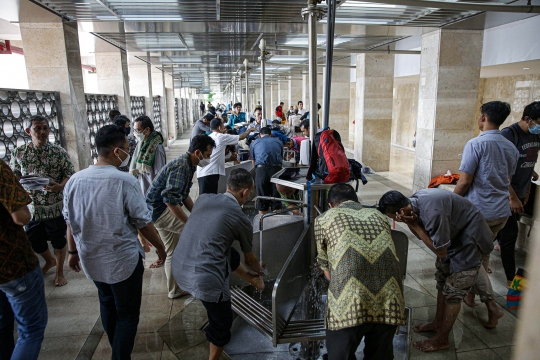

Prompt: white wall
[
  {"left": 482, "top": 15, "right": 540, "bottom": 67},
  {"left": 0, "top": 53, "right": 28, "bottom": 89}
]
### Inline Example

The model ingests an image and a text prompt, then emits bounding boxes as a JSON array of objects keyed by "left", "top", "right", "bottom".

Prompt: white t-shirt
[{"left": 197, "top": 132, "right": 240, "bottom": 178}]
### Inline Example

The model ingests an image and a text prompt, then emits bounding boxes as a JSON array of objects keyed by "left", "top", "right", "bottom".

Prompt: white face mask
[
  {"left": 135, "top": 132, "right": 145, "bottom": 142},
  {"left": 198, "top": 153, "right": 211, "bottom": 168},
  {"left": 117, "top": 148, "right": 131, "bottom": 168}
]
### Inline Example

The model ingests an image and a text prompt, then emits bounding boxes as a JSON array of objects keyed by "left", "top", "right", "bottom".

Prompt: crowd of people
[{"left": 1, "top": 98, "right": 539, "bottom": 360}]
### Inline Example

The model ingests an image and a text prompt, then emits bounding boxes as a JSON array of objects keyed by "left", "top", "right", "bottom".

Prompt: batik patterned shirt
[
  {"left": 10, "top": 142, "right": 75, "bottom": 221},
  {"left": 0, "top": 160, "right": 39, "bottom": 284},
  {"left": 315, "top": 201, "right": 406, "bottom": 330}
]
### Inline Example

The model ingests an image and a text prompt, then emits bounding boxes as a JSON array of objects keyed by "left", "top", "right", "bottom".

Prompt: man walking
[
  {"left": 64, "top": 125, "right": 167, "bottom": 360},
  {"left": 197, "top": 119, "right": 254, "bottom": 195},
  {"left": 498, "top": 101, "right": 540, "bottom": 286},
  {"left": 250, "top": 127, "right": 283, "bottom": 214},
  {"left": 10, "top": 115, "right": 75, "bottom": 287},
  {"left": 315, "top": 183, "right": 405, "bottom": 360},
  {"left": 146, "top": 135, "right": 216, "bottom": 299},
  {"left": 0, "top": 160, "right": 47, "bottom": 360},
  {"left": 131, "top": 115, "right": 166, "bottom": 257},
  {"left": 454, "top": 101, "right": 518, "bottom": 322},
  {"left": 172, "top": 168, "right": 265, "bottom": 360},
  {"left": 378, "top": 189, "right": 494, "bottom": 352}
]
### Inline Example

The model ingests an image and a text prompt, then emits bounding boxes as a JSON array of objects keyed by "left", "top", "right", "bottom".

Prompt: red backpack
[{"left": 316, "top": 129, "right": 350, "bottom": 184}]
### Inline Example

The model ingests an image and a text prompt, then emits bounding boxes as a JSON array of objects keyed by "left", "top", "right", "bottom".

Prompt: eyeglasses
[{"left": 133, "top": 128, "right": 146, "bottom": 134}]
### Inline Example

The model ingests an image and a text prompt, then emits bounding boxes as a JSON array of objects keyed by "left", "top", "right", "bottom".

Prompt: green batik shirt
[
  {"left": 314, "top": 201, "right": 406, "bottom": 331},
  {"left": 10, "top": 142, "right": 75, "bottom": 221}
]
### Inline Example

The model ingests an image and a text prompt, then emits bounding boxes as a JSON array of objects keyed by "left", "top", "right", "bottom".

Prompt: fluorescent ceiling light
[
  {"left": 524, "top": 67, "right": 530, "bottom": 70},
  {"left": 343, "top": 2, "right": 398, "bottom": 8}
]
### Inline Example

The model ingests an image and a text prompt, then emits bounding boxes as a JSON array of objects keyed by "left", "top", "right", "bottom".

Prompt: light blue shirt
[
  {"left": 63, "top": 165, "right": 152, "bottom": 284},
  {"left": 459, "top": 130, "right": 519, "bottom": 221}
]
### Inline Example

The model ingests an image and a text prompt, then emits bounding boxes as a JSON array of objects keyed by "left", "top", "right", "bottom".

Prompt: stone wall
[{"left": 391, "top": 83, "right": 418, "bottom": 149}]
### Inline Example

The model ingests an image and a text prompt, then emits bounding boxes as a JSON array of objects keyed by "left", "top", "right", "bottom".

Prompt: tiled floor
[{"left": 33, "top": 135, "right": 521, "bottom": 359}]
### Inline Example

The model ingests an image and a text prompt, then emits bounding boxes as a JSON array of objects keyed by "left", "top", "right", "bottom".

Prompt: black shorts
[
  {"left": 25, "top": 216, "right": 67, "bottom": 254},
  {"left": 255, "top": 166, "right": 282, "bottom": 211}
]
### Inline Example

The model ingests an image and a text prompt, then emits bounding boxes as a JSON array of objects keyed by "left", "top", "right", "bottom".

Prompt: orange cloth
[{"left": 428, "top": 174, "right": 460, "bottom": 188}]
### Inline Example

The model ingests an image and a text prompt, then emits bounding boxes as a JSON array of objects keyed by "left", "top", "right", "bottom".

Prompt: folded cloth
[{"left": 130, "top": 130, "right": 163, "bottom": 176}]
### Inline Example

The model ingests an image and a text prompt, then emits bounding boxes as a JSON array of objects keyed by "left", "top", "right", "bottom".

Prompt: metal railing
[
  {"left": 85, "top": 94, "right": 117, "bottom": 163},
  {"left": 130, "top": 96, "right": 145, "bottom": 121},
  {"left": 0, "top": 88, "right": 64, "bottom": 162},
  {"left": 152, "top": 96, "right": 162, "bottom": 133}
]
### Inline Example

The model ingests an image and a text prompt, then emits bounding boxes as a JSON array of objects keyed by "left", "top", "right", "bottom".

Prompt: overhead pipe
[
  {"left": 371, "top": 0, "right": 539, "bottom": 13},
  {"left": 275, "top": 45, "right": 420, "bottom": 55},
  {"left": 244, "top": 59, "right": 250, "bottom": 112},
  {"left": 258, "top": 38, "right": 269, "bottom": 120},
  {"left": 323, "top": 0, "right": 337, "bottom": 129},
  {"left": 302, "top": 0, "right": 325, "bottom": 146}
]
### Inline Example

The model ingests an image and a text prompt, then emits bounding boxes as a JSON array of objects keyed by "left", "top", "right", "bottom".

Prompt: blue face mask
[{"left": 529, "top": 122, "right": 540, "bottom": 135}]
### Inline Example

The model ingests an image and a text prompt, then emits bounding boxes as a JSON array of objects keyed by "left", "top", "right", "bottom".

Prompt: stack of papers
[{"left": 19, "top": 175, "right": 50, "bottom": 190}]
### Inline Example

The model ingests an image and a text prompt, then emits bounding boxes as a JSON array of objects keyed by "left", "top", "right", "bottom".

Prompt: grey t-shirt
[
  {"left": 172, "top": 192, "right": 253, "bottom": 302},
  {"left": 411, "top": 189, "right": 493, "bottom": 273},
  {"left": 138, "top": 144, "right": 166, "bottom": 195},
  {"left": 459, "top": 130, "right": 519, "bottom": 221},
  {"left": 501, "top": 123, "right": 540, "bottom": 198},
  {"left": 63, "top": 166, "right": 152, "bottom": 284},
  {"left": 190, "top": 119, "right": 210, "bottom": 141}
]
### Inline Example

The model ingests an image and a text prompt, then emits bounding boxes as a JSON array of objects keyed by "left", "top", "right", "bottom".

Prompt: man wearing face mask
[
  {"left": 498, "top": 101, "right": 540, "bottom": 286},
  {"left": 113, "top": 115, "right": 136, "bottom": 173},
  {"left": 146, "top": 135, "right": 216, "bottom": 299},
  {"left": 197, "top": 119, "right": 255, "bottom": 195},
  {"left": 63, "top": 125, "right": 167, "bottom": 359},
  {"left": 130, "top": 115, "right": 166, "bottom": 195}
]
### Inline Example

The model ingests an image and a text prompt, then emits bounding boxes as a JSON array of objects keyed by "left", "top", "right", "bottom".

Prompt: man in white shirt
[
  {"left": 198, "top": 119, "right": 255, "bottom": 194},
  {"left": 297, "top": 101, "right": 306, "bottom": 116}
]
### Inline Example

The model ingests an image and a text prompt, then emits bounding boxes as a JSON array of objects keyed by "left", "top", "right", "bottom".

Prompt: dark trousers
[
  {"left": 199, "top": 248, "right": 241, "bottom": 348},
  {"left": 255, "top": 166, "right": 282, "bottom": 211},
  {"left": 497, "top": 210, "right": 522, "bottom": 281},
  {"left": 326, "top": 323, "right": 397, "bottom": 360},
  {"left": 198, "top": 174, "right": 220, "bottom": 195},
  {"left": 93, "top": 256, "right": 144, "bottom": 360}
]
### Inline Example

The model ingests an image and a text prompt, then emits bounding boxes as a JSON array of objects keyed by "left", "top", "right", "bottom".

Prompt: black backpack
[{"left": 348, "top": 158, "right": 368, "bottom": 191}]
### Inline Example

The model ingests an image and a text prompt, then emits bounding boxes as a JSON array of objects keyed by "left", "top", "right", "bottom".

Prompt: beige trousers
[
  {"left": 473, "top": 217, "right": 508, "bottom": 302},
  {"left": 154, "top": 207, "right": 185, "bottom": 297}
]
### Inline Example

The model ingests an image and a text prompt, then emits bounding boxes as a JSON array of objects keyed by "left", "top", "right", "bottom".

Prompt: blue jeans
[
  {"left": 93, "top": 256, "right": 144, "bottom": 360},
  {"left": 0, "top": 265, "right": 48, "bottom": 360}
]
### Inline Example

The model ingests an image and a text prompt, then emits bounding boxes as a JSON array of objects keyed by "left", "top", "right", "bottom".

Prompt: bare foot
[
  {"left": 42, "top": 259, "right": 57, "bottom": 275},
  {"left": 149, "top": 259, "right": 164, "bottom": 269},
  {"left": 413, "top": 335, "right": 450, "bottom": 352},
  {"left": 247, "top": 275, "right": 265, "bottom": 291},
  {"left": 484, "top": 306, "right": 504, "bottom": 329},
  {"left": 413, "top": 321, "right": 440, "bottom": 333},
  {"left": 464, "top": 292, "right": 476, "bottom": 307},
  {"left": 55, "top": 274, "right": 67, "bottom": 286},
  {"left": 506, "top": 280, "right": 513, "bottom": 289},
  {"left": 494, "top": 243, "right": 500, "bottom": 251}
]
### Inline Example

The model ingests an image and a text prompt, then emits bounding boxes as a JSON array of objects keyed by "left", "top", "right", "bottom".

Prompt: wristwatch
[{"left": 68, "top": 250, "right": 78, "bottom": 255}]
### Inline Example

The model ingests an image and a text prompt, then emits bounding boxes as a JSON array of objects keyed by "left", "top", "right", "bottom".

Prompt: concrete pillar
[
  {"left": 349, "top": 82, "right": 356, "bottom": 143},
  {"left": 323, "top": 67, "right": 350, "bottom": 138},
  {"left": 128, "top": 56, "right": 150, "bottom": 118},
  {"left": 189, "top": 89, "right": 194, "bottom": 125},
  {"left": 302, "top": 73, "right": 310, "bottom": 110},
  {"left": 266, "top": 85, "right": 272, "bottom": 116},
  {"left": 271, "top": 84, "right": 278, "bottom": 119},
  {"left": 95, "top": 39, "right": 130, "bottom": 117},
  {"left": 290, "top": 79, "right": 302, "bottom": 110},
  {"left": 354, "top": 54, "right": 395, "bottom": 172},
  {"left": 413, "top": 29, "right": 483, "bottom": 191},
  {"left": 165, "top": 73, "right": 176, "bottom": 142},
  {"left": 279, "top": 79, "right": 288, "bottom": 109},
  {"left": 19, "top": 1, "right": 92, "bottom": 171}
]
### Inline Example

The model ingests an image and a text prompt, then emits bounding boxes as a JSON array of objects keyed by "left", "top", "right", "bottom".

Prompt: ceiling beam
[
  {"left": 275, "top": 45, "right": 420, "bottom": 55},
  {"left": 370, "top": 0, "right": 539, "bottom": 13}
]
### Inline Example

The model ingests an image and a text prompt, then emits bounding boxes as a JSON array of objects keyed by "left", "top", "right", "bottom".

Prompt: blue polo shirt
[
  {"left": 459, "top": 130, "right": 519, "bottom": 221},
  {"left": 250, "top": 136, "right": 283, "bottom": 166}
]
